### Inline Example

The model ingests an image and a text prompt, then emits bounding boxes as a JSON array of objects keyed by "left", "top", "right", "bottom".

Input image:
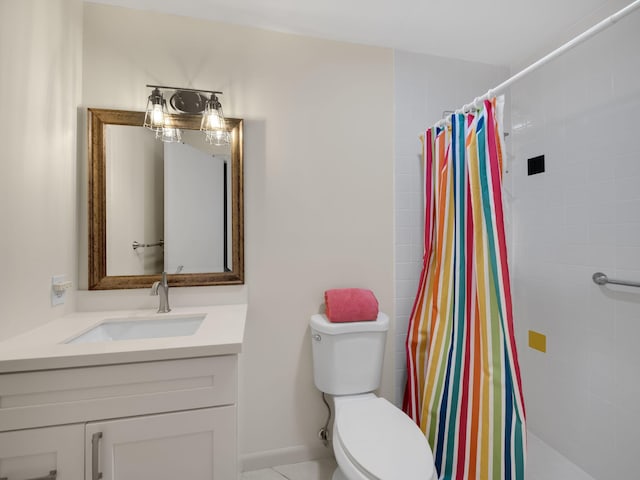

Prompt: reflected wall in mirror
[{"left": 88, "top": 108, "right": 244, "bottom": 289}]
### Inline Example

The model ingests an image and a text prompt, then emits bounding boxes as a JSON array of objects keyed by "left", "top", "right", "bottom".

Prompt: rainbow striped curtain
[{"left": 403, "top": 98, "right": 526, "bottom": 480}]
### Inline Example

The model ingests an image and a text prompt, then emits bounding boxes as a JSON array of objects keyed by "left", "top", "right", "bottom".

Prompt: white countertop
[{"left": 0, "top": 304, "right": 247, "bottom": 373}]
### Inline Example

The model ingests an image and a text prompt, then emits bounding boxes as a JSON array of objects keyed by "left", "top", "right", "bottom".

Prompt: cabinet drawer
[{"left": 0, "top": 356, "right": 236, "bottom": 431}]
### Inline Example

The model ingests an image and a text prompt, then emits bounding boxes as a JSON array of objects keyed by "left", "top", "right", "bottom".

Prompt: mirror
[{"left": 88, "top": 108, "right": 244, "bottom": 289}]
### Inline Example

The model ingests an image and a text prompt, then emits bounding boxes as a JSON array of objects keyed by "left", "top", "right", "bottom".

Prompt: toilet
[{"left": 310, "top": 313, "right": 436, "bottom": 480}]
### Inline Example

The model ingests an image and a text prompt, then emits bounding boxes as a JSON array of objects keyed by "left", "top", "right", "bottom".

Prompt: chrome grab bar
[
  {"left": 132, "top": 240, "right": 164, "bottom": 251},
  {"left": 592, "top": 272, "right": 640, "bottom": 288},
  {"left": 0, "top": 470, "right": 57, "bottom": 480}
]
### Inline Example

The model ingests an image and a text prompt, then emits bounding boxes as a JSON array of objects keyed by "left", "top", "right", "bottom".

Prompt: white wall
[
  {"left": 80, "top": 3, "right": 394, "bottom": 469},
  {"left": 510, "top": 11, "right": 640, "bottom": 479},
  {"left": 0, "top": 0, "right": 82, "bottom": 341},
  {"left": 393, "top": 50, "right": 508, "bottom": 405},
  {"left": 106, "top": 125, "right": 164, "bottom": 276}
]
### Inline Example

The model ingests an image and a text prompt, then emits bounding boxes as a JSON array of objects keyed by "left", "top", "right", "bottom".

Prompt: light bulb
[
  {"left": 207, "top": 111, "right": 221, "bottom": 129},
  {"left": 152, "top": 103, "right": 164, "bottom": 127}
]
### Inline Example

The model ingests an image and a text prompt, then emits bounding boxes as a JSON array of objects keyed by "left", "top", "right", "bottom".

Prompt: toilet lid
[{"left": 335, "top": 397, "right": 435, "bottom": 480}]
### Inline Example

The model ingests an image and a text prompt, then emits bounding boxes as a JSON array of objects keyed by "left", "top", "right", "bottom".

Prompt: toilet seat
[{"left": 334, "top": 396, "right": 435, "bottom": 480}]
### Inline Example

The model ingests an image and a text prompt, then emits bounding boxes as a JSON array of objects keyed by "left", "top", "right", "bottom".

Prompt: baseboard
[{"left": 240, "top": 444, "right": 333, "bottom": 472}]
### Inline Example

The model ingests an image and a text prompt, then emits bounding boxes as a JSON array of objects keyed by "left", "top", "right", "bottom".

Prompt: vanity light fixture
[
  {"left": 143, "top": 87, "right": 168, "bottom": 133},
  {"left": 143, "top": 84, "right": 229, "bottom": 145},
  {"left": 200, "top": 93, "right": 230, "bottom": 146}
]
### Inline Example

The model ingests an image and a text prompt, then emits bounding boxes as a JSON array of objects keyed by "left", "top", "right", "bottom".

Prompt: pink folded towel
[{"left": 324, "top": 288, "right": 379, "bottom": 323}]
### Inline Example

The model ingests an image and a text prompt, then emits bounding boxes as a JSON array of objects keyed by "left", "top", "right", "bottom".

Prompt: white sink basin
[{"left": 64, "top": 314, "right": 205, "bottom": 344}]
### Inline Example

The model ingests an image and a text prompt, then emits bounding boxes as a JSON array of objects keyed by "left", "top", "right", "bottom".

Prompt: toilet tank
[{"left": 309, "top": 313, "right": 389, "bottom": 395}]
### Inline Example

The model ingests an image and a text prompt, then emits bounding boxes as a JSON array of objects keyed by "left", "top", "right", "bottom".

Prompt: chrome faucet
[{"left": 150, "top": 272, "right": 171, "bottom": 313}]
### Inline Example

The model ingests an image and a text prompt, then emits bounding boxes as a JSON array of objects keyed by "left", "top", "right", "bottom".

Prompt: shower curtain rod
[{"left": 429, "top": 0, "right": 640, "bottom": 130}]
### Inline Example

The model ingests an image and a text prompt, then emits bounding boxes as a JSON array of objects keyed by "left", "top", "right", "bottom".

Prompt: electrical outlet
[{"left": 51, "top": 275, "right": 67, "bottom": 306}]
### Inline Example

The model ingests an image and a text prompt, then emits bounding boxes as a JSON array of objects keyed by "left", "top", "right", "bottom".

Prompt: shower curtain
[{"left": 403, "top": 98, "right": 526, "bottom": 480}]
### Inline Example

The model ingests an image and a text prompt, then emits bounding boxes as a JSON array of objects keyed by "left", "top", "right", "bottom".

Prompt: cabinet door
[
  {"left": 0, "top": 424, "right": 84, "bottom": 480},
  {"left": 85, "top": 407, "right": 236, "bottom": 480}
]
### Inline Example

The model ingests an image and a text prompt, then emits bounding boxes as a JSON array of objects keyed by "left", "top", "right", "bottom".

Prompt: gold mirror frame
[{"left": 88, "top": 108, "right": 244, "bottom": 290}]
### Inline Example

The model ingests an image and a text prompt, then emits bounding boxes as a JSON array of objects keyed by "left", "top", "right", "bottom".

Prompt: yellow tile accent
[{"left": 528, "top": 330, "right": 546, "bottom": 353}]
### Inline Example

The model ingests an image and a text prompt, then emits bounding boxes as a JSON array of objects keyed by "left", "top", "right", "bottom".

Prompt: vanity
[
  {"left": 0, "top": 105, "right": 247, "bottom": 479},
  {"left": 0, "top": 305, "right": 246, "bottom": 480}
]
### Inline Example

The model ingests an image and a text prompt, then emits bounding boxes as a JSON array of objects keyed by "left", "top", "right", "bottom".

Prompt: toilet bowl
[
  {"left": 310, "top": 313, "right": 436, "bottom": 480},
  {"left": 331, "top": 394, "right": 436, "bottom": 480}
]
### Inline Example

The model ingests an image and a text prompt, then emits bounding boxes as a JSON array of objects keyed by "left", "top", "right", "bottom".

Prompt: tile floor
[
  {"left": 241, "top": 458, "right": 337, "bottom": 480},
  {"left": 241, "top": 433, "right": 597, "bottom": 480}
]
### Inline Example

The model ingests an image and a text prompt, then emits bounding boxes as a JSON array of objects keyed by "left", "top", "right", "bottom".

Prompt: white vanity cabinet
[
  {"left": 86, "top": 407, "right": 236, "bottom": 480},
  {"left": 0, "top": 356, "right": 238, "bottom": 480}
]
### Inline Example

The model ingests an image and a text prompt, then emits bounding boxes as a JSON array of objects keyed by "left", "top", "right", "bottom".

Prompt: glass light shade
[
  {"left": 206, "top": 108, "right": 222, "bottom": 129},
  {"left": 160, "top": 126, "right": 182, "bottom": 143},
  {"left": 144, "top": 88, "right": 167, "bottom": 132},
  {"left": 158, "top": 114, "right": 182, "bottom": 143},
  {"left": 200, "top": 102, "right": 225, "bottom": 131},
  {"left": 205, "top": 129, "right": 230, "bottom": 146},
  {"left": 200, "top": 94, "right": 228, "bottom": 145}
]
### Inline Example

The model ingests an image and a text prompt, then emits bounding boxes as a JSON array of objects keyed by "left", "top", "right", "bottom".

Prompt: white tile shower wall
[
  {"left": 393, "top": 51, "right": 508, "bottom": 405},
  {"left": 510, "top": 11, "right": 640, "bottom": 480}
]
